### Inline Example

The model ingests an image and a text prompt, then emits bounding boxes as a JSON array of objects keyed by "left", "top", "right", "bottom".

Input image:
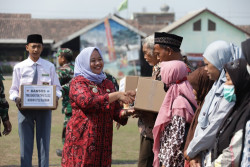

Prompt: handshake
[
  {"left": 117, "top": 90, "right": 147, "bottom": 119},
  {"left": 118, "top": 90, "right": 136, "bottom": 118},
  {"left": 119, "top": 90, "right": 136, "bottom": 105}
]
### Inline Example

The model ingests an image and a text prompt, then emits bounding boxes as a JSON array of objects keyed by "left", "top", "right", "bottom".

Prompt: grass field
[{"left": 0, "top": 79, "right": 140, "bottom": 167}]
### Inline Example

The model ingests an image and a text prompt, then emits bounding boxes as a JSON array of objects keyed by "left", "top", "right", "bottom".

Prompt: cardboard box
[
  {"left": 119, "top": 76, "right": 139, "bottom": 92},
  {"left": 20, "top": 85, "right": 57, "bottom": 110},
  {"left": 134, "top": 77, "right": 166, "bottom": 113}
]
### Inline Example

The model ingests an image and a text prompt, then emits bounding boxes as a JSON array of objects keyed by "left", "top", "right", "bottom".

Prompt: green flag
[{"left": 118, "top": 0, "right": 128, "bottom": 12}]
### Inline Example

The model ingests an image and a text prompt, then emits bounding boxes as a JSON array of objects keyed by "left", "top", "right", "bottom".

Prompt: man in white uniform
[{"left": 9, "top": 34, "right": 62, "bottom": 167}]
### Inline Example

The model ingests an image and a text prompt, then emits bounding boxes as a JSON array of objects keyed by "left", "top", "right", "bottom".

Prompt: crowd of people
[{"left": 0, "top": 33, "right": 249, "bottom": 167}]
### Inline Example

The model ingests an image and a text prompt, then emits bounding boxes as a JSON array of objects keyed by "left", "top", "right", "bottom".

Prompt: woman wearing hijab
[
  {"left": 61, "top": 47, "right": 135, "bottom": 167},
  {"left": 240, "top": 38, "right": 250, "bottom": 167},
  {"left": 241, "top": 38, "right": 250, "bottom": 66},
  {"left": 211, "top": 58, "right": 250, "bottom": 166},
  {"left": 185, "top": 41, "right": 242, "bottom": 167},
  {"left": 184, "top": 67, "right": 214, "bottom": 166},
  {"left": 152, "top": 60, "right": 197, "bottom": 167}
]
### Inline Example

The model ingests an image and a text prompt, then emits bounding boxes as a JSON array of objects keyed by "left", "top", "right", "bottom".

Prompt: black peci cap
[
  {"left": 154, "top": 32, "right": 183, "bottom": 49},
  {"left": 27, "top": 34, "right": 43, "bottom": 44}
]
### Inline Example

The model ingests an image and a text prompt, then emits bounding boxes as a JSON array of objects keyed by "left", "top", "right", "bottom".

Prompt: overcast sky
[{"left": 0, "top": 0, "right": 250, "bottom": 25}]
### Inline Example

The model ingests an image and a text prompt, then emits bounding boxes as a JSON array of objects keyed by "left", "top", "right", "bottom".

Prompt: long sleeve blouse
[
  {"left": 62, "top": 75, "right": 127, "bottom": 167},
  {"left": 187, "top": 98, "right": 235, "bottom": 158}
]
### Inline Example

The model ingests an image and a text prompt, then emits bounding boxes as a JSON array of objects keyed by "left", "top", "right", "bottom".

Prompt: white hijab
[
  {"left": 198, "top": 41, "right": 242, "bottom": 128},
  {"left": 74, "top": 47, "right": 106, "bottom": 84}
]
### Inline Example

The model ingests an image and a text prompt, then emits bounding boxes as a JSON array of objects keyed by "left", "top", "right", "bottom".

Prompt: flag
[{"left": 117, "top": 0, "right": 128, "bottom": 12}]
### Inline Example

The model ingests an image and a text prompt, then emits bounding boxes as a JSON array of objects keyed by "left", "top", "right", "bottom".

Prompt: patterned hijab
[
  {"left": 198, "top": 41, "right": 242, "bottom": 128},
  {"left": 74, "top": 47, "right": 106, "bottom": 84},
  {"left": 152, "top": 60, "right": 197, "bottom": 167}
]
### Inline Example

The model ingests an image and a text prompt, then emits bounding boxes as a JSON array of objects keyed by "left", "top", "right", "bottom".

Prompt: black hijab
[
  {"left": 241, "top": 38, "right": 250, "bottom": 65},
  {"left": 212, "top": 58, "right": 250, "bottom": 162}
]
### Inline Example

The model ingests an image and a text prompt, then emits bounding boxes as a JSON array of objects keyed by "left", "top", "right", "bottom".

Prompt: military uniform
[
  {"left": 0, "top": 73, "right": 9, "bottom": 137},
  {"left": 105, "top": 72, "right": 119, "bottom": 91},
  {"left": 57, "top": 63, "right": 74, "bottom": 144}
]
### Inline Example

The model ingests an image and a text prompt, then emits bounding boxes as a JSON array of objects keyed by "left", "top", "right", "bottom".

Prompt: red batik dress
[{"left": 61, "top": 75, "right": 128, "bottom": 167}]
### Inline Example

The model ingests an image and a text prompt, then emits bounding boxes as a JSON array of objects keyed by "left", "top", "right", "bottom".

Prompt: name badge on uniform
[
  {"left": 42, "top": 82, "right": 49, "bottom": 85},
  {"left": 42, "top": 74, "right": 50, "bottom": 77},
  {"left": 22, "top": 74, "right": 29, "bottom": 78},
  {"left": 89, "top": 85, "right": 98, "bottom": 93}
]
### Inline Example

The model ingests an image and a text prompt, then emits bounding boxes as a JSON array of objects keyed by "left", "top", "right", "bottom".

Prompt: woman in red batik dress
[{"left": 61, "top": 47, "right": 135, "bottom": 167}]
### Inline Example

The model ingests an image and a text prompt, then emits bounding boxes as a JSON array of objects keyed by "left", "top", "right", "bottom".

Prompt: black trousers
[{"left": 138, "top": 135, "right": 154, "bottom": 167}]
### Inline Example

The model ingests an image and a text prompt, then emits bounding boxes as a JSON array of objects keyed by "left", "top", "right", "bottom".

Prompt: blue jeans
[{"left": 18, "top": 110, "right": 51, "bottom": 167}]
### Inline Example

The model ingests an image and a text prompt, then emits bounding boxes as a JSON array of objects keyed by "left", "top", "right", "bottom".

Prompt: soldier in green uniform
[
  {"left": 55, "top": 48, "right": 74, "bottom": 156},
  {"left": 105, "top": 72, "right": 119, "bottom": 91},
  {"left": 0, "top": 72, "right": 12, "bottom": 137}
]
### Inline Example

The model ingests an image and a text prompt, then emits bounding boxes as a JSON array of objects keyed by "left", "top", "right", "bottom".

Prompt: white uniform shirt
[{"left": 9, "top": 57, "right": 62, "bottom": 101}]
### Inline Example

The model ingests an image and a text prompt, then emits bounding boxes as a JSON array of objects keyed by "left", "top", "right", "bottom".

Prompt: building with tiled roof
[
  {"left": 0, "top": 13, "right": 96, "bottom": 64},
  {"left": 0, "top": 13, "right": 97, "bottom": 43},
  {"left": 238, "top": 25, "right": 250, "bottom": 35},
  {"left": 1, "top": 10, "right": 249, "bottom": 75},
  {"left": 0, "top": 13, "right": 165, "bottom": 76},
  {"left": 0, "top": 13, "right": 97, "bottom": 63}
]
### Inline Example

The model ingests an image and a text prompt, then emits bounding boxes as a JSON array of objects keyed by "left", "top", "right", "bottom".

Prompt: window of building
[
  {"left": 193, "top": 19, "right": 201, "bottom": 31},
  {"left": 208, "top": 19, "right": 216, "bottom": 31}
]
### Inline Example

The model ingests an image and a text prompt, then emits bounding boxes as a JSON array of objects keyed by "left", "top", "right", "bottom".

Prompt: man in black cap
[
  {"left": 136, "top": 33, "right": 184, "bottom": 167},
  {"left": 154, "top": 32, "right": 183, "bottom": 63},
  {"left": 9, "top": 34, "right": 62, "bottom": 167},
  {"left": 154, "top": 32, "right": 194, "bottom": 73},
  {"left": 148, "top": 32, "right": 193, "bottom": 167}
]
